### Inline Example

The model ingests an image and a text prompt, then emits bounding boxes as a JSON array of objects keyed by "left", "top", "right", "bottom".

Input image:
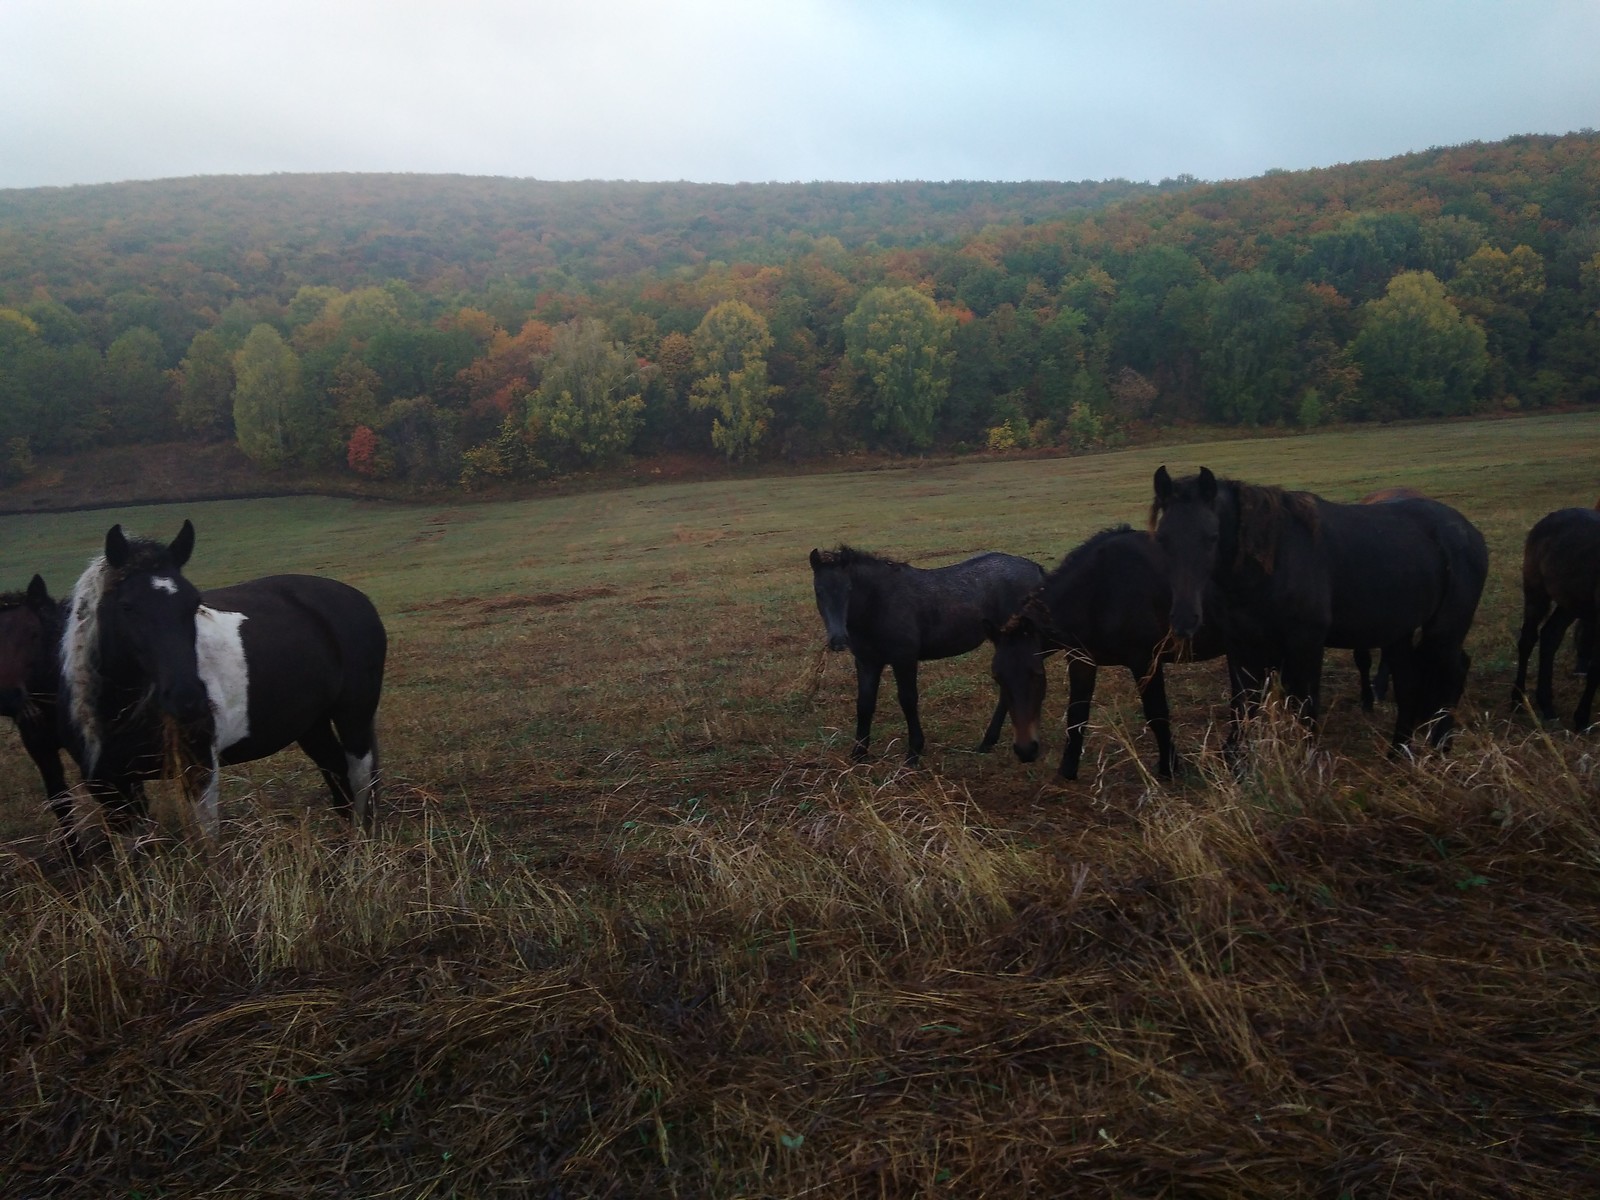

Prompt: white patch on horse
[
  {"left": 346, "top": 750, "right": 376, "bottom": 824},
  {"left": 62, "top": 554, "right": 111, "bottom": 774},
  {"left": 151, "top": 576, "right": 178, "bottom": 594},
  {"left": 196, "top": 606, "right": 250, "bottom": 753}
]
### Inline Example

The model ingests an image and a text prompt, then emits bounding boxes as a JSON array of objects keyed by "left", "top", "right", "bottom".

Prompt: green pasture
[{"left": 2, "top": 412, "right": 1597, "bottom": 838}]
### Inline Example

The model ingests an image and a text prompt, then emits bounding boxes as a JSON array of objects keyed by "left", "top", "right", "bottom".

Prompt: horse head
[
  {"left": 1151, "top": 465, "right": 1220, "bottom": 640},
  {"left": 0, "top": 575, "right": 55, "bottom": 719},
  {"left": 97, "top": 520, "right": 211, "bottom": 726},
  {"left": 987, "top": 612, "right": 1047, "bottom": 763},
  {"left": 809, "top": 548, "right": 852, "bottom": 652}
]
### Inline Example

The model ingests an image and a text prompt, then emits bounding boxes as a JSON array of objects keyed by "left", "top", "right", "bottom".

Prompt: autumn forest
[{"left": 1, "top": 133, "right": 1597, "bottom": 490}]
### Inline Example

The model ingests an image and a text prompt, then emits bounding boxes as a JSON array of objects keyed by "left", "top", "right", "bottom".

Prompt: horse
[
  {"left": 809, "top": 545, "right": 1045, "bottom": 764},
  {"left": 1150, "top": 467, "right": 1487, "bottom": 753},
  {"left": 987, "top": 527, "right": 1227, "bottom": 781},
  {"left": 60, "top": 520, "right": 388, "bottom": 847},
  {"left": 1351, "top": 486, "right": 1428, "bottom": 711},
  {"left": 1511, "top": 506, "right": 1600, "bottom": 729},
  {"left": 0, "top": 575, "right": 74, "bottom": 835}
]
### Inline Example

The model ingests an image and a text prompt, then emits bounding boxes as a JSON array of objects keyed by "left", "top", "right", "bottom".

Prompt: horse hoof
[{"left": 975, "top": 740, "right": 995, "bottom": 755}]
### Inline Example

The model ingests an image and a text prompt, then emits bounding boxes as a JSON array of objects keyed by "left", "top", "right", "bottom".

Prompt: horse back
[
  {"left": 887, "top": 552, "right": 1043, "bottom": 661},
  {"left": 1523, "top": 508, "right": 1600, "bottom": 616},
  {"left": 1316, "top": 497, "right": 1487, "bottom": 647},
  {"left": 201, "top": 575, "right": 386, "bottom": 760}
]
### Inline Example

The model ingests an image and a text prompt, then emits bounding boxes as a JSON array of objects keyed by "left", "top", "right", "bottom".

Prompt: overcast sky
[{"left": 2, "top": 0, "right": 1597, "bottom": 190}]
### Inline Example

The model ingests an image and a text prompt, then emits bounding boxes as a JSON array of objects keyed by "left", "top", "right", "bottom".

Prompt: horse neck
[{"left": 1214, "top": 484, "right": 1246, "bottom": 583}]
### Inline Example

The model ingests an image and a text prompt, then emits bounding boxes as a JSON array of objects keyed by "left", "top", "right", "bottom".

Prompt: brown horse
[{"left": 1511, "top": 507, "right": 1600, "bottom": 729}]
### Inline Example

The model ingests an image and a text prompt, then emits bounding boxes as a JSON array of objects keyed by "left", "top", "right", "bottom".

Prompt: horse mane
[
  {"left": 999, "top": 526, "right": 1136, "bottom": 638},
  {"left": 0, "top": 590, "right": 27, "bottom": 611},
  {"left": 815, "top": 544, "right": 907, "bottom": 571},
  {"left": 998, "top": 589, "right": 1054, "bottom": 637},
  {"left": 1232, "top": 481, "right": 1319, "bottom": 574},
  {"left": 61, "top": 555, "right": 115, "bottom": 773}
]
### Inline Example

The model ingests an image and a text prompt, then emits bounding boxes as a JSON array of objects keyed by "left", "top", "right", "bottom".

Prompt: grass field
[{"left": 2, "top": 413, "right": 1599, "bottom": 1196}]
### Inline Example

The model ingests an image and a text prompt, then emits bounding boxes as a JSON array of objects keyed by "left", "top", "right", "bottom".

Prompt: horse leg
[
  {"left": 1353, "top": 647, "right": 1374, "bottom": 712},
  {"left": 1059, "top": 657, "right": 1097, "bottom": 781},
  {"left": 1535, "top": 609, "right": 1575, "bottom": 722},
  {"left": 1383, "top": 638, "right": 1421, "bottom": 751},
  {"left": 891, "top": 660, "right": 924, "bottom": 765},
  {"left": 1511, "top": 588, "right": 1551, "bottom": 713},
  {"left": 1134, "top": 659, "right": 1179, "bottom": 779},
  {"left": 18, "top": 717, "right": 73, "bottom": 847},
  {"left": 1224, "top": 654, "right": 1266, "bottom": 762},
  {"left": 852, "top": 655, "right": 882, "bottom": 761},
  {"left": 328, "top": 710, "right": 381, "bottom": 832},
  {"left": 1374, "top": 649, "right": 1392, "bottom": 705},
  {"left": 976, "top": 690, "right": 1007, "bottom": 754},
  {"left": 1278, "top": 643, "right": 1325, "bottom": 735}
]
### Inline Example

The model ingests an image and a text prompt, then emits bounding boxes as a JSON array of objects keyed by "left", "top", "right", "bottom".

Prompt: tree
[
  {"left": 843, "top": 287, "right": 953, "bottom": 451},
  {"left": 526, "top": 319, "right": 645, "bottom": 468},
  {"left": 232, "top": 324, "right": 311, "bottom": 468},
  {"left": 104, "top": 326, "right": 171, "bottom": 440},
  {"left": 691, "top": 300, "right": 777, "bottom": 461},
  {"left": 176, "top": 330, "right": 236, "bottom": 440},
  {"left": 1350, "top": 272, "right": 1488, "bottom": 419},
  {"left": 1201, "top": 271, "right": 1297, "bottom": 424}
]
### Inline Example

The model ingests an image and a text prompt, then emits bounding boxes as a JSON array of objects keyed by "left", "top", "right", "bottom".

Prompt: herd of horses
[
  {"left": 810, "top": 467, "right": 1600, "bottom": 780},
  {"left": 1, "top": 465, "right": 1597, "bottom": 860}
]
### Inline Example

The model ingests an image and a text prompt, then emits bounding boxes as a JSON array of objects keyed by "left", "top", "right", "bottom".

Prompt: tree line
[{"left": 0, "top": 133, "right": 1596, "bottom": 488}]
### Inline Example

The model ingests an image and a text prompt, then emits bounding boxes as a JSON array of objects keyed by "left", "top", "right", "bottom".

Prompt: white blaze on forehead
[
  {"left": 151, "top": 577, "right": 178, "bottom": 595},
  {"left": 196, "top": 606, "right": 250, "bottom": 753}
]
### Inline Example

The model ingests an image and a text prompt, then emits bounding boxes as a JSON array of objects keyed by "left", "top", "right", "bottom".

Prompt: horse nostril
[
  {"left": 828, "top": 635, "right": 850, "bottom": 652},
  {"left": 1013, "top": 740, "right": 1040, "bottom": 763}
]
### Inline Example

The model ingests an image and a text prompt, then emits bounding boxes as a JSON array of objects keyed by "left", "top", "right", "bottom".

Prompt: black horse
[
  {"left": 1511, "top": 506, "right": 1600, "bottom": 729},
  {"left": 61, "top": 521, "right": 388, "bottom": 847},
  {"left": 0, "top": 575, "right": 73, "bottom": 833},
  {"left": 809, "top": 545, "right": 1045, "bottom": 764},
  {"left": 1151, "top": 467, "right": 1488, "bottom": 752},
  {"left": 988, "top": 527, "right": 1227, "bottom": 780},
  {"left": 1351, "top": 486, "right": 1428, "bottom": 711}
]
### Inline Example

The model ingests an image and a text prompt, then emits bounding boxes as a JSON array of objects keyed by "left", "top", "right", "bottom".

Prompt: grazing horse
[
  {"left": 1150, "top": 467, "right": 1487, "bottom": 753},
  {"left": 1352, "top": 486, "right": 1428, "bottom": 710},
  {"left": 988, "top": 527, "right": 1227, "bottom": 780},
  {"left": 1511, "top": 506, "right": 1600, "bottom": 729},
  {"left": 61, "top": 521, "right": 388, "bottom": 846},
  {"left": 809, "top": 545, "right": 1045, "bottom": 764},
  {"left": 0, "top": 575, "right": 73, "bottom": 834}
]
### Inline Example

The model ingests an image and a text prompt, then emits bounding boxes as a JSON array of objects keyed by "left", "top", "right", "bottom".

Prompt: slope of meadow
[{"left": 1, "top": 415, "right": 1597, "bottom": 1196}]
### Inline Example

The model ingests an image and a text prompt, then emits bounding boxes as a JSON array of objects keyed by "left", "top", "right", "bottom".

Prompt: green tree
[
  {"left": 176, "top": 330, "right": 236, "bottom": 440},
  {"left": 1201, "top": 272, "right": 1297, "bottom": 424},
  {"left": 104, "top": 326, "right": 171, "bottom": 440},
  {"left": 691, "top": 300, "right": 777, "bottom": 461},
  {"left": 526, "top": 318, "right": 645, "bottom": 468},
  {"left": 232, "top": 324, "right": 310, "bottom": 468},
  {"left": 843, "top": 286, "right": 953, "bottom": 451},
  {"left": 1350, "top": 271, "right": 1488, "bottom": 419}
]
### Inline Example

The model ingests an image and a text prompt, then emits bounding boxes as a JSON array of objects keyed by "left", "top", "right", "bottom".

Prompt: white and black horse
[
  {"left": 60, "top": 520, "right": 387, "bottom": 845},
  {"left": 809, "top": 545, "right": 1045, "bottom": 764}
]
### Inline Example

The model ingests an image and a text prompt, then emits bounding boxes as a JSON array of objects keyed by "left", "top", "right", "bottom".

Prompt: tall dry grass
[{"left": 4, "top": 721, "right": 1598, "bottom": 1196}]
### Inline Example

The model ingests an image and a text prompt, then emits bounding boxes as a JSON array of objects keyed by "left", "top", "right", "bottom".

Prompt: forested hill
[
  {"left": 0, "top": 174, "right": 1170, "bottom": 302},
  {"left": 0, "top": 133, "right": 1597, "bottom": 495}
]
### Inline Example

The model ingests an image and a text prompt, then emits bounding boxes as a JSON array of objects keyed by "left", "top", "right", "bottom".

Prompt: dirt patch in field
[{"left": 403, "top": 586, "right": 620, "bottom": 615}]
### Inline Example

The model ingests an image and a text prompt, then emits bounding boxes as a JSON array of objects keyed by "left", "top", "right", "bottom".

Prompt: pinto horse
[
  {"left": 987, "top": 527, "right": 1227, "bottom": 780},
  {"left": 1511, "top": 506, "right": 1600, "bottom": 729},
  {"left": 61, "top": 521, "right": 387, "bottom": 844},
  {"left": 0, "top": 575, "right": 73, "bottom": 833},
  {"left": 809, "top": 545, "right": 1044, "bottom": 764},
  {"left": 1151, "top": 467, "right": 1487, "bottom": 753}
]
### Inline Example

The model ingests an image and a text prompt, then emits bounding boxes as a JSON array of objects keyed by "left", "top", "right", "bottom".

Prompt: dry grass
[{"left": 4, "top": 416, "right": 1600, "bottom": 1194}]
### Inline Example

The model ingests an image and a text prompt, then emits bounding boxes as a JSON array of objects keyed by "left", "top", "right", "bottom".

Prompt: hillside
[{"left": 0, "top": 133, "right": 1597, "bottom": 503}]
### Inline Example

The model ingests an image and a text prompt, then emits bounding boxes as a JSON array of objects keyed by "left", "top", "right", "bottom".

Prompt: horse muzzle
[
  {"left": 1013, "top": 738, "right": 1040, "bottom": 764},
  {"left": 827, "top": 634, "right": 850, "bottom": 652},
  {"left": 159, "top": 679, "right": 212, "bottom": 726}
]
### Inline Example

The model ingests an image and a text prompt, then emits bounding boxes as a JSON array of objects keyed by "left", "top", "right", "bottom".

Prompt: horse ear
[
  {"left": 1154, "top": 465, "right": 1173, "bottom": 504},
  {"left": 105, "top": 524, "right": 130, "bottom": 569},
  {"left": 809, "top": 548, "right": 822, "bottom": 570},
  {"left": 1197, "top": 467, "right": 1217, "bottom": 504},
  {"left": 169, "top": 520, "right": 196, "bottom": 569},
  {"left": 27, "top": 574, "right": 49, "bottom": 605}
]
